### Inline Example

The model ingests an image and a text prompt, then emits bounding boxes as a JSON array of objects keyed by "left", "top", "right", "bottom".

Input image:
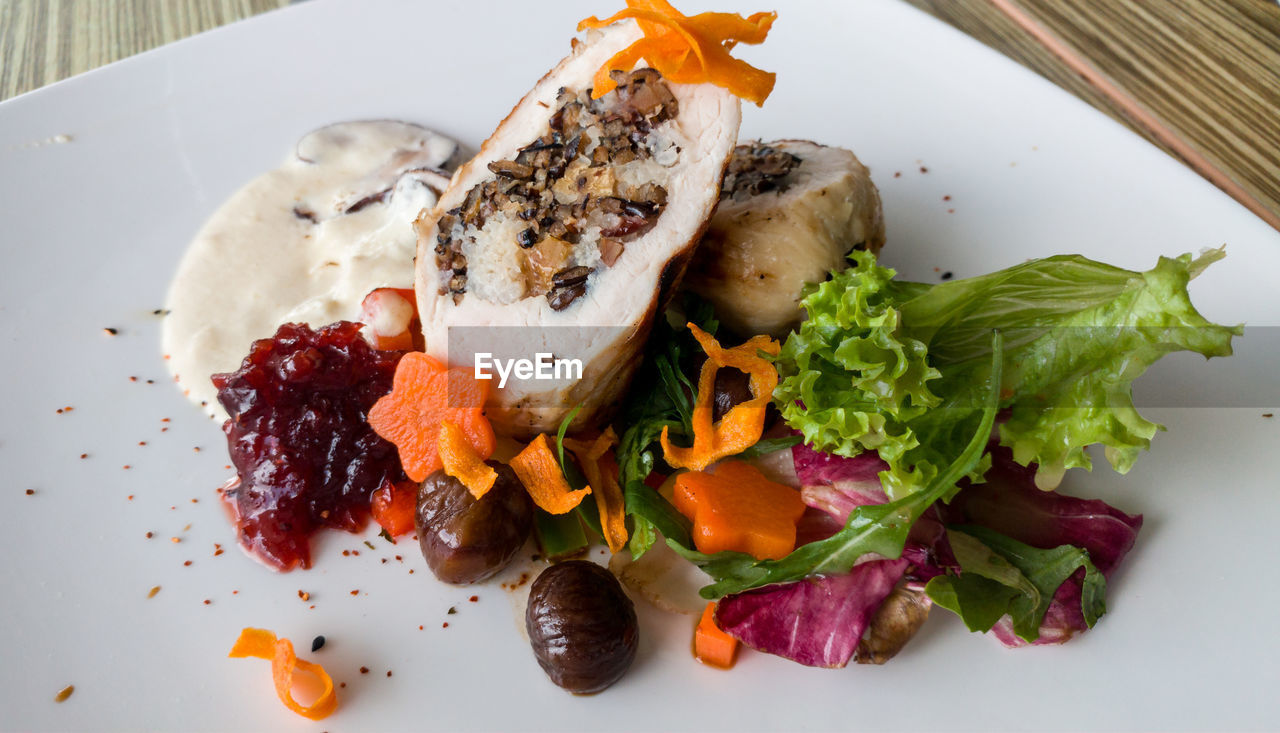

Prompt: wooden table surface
[{"left": 3, "top": 0, "right": 1278, "bottom": 230}]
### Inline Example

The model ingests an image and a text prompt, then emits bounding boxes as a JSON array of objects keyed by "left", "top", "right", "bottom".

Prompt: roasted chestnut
[
  {"left": 525, "top": 561, "right": 638, "bottom": 694},
  {"left": 416, "top": 462, "right": 532, "bottom": 584}
]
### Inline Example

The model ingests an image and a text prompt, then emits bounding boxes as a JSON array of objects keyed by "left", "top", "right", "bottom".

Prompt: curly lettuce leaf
[
  {"left": 774, "top": 250, "right": 947, "bottom": 498},
  {"left": 776, "top": 248, "right": 1240, "bottom": 493}
]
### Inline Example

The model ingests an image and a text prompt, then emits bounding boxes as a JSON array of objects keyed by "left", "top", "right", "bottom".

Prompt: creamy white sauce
[{"left": 162, "top": 121, "right": 459, "bottom": 416}]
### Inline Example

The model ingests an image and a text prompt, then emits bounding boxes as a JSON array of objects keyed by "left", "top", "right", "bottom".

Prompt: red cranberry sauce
[{"left": 212, "top": 321, "right": 406, "bottom": 570}]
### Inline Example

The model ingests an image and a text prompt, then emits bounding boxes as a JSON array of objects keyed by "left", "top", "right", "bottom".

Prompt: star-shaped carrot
[
  {"left": 367, "top": 353, "right": 495, "bottom": 482},
  {"left": 673, "top": 460, "right": 805, "bottom": 560}
]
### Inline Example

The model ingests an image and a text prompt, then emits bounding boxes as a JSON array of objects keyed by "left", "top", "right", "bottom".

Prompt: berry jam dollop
[{"left": 212, "top": 321, "right": 406, "bottom": 571}]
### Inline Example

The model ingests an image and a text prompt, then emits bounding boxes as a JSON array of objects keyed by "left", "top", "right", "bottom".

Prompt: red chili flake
[
  {"left": 170, "top": 537, "right": 181, "bottom": 543},
  {"left": 351, "top": 550, "right": 360, "bottom": 556},
  {"left": 138, "top": 441, "right": 147, "bottom": 447},
  {"left": 145, "top": 532, "right": 154, "bottom": 539},
  {"left": 299, "top": 590, "right": 310, "bottom": 601},
  {"left": 130, "top": 376, "right": 139, "bottom": 382},
  {"left": 56, "top": 409, "right": 63, "bottom": 414},
  {"left": 442, "top": 622, "right": 449, "bottom": 629},
  {"left": 395, "top": 555, "right": 403, "bottom": 562},
  {"left": 919, "top": 166, "right": 929, "bottom": 173},
  {"left": 339, "top": 682, "right": 346, "bottom": 689},
  {"left": 350, "top": 590, "right": 359, "bottom": 596},
  {"left": 232, "top": 590, "right": 239, "bottom": 595},
  {"left": 202, "top": 599, "right": 211, "bottom": 605},
  {"left": 947, "top": 208, "right": 955, "bottom": 214},
  {"left": 79, "top": 453, "right": 88, "bottom": 459},
  {"left": 893, "top": 171, "right": 902, "bottom": 178},
  {"left": 191, "top": 498, "right": 199, "bottom": 504},
  {"left": 25, "top": 489, "right": 34, "bottom": 496},
  {"left": 127, "top": 495, "right": 134, "bottom": 501},
  {"left": 182, "top": 524, "right": 191, "bottom": 532},
  {"left": 942, "top": 195, "right": 952, "bottom": 201},
  {"left": 386, "top": 671, "right": 392, "bottom": 678},
  {"left": 214, "top": 548, "right": 224, "bottom": 557},
  {"left": 161, "top": 428, "right": 168, "bottom": 433},
  {"left": 342, "top": 550, "right": 350, "bottom": 557},
  {"left": 183, "top": 561, "right": 192, "bottom": 567},
  {"left": 408, "top": 569, "right": 415, "bottom": 574},
  {"left": 123, "top": 465, "right": 132, "bottom": 470},
  {"left": 359, "top": 667, "right": 369, "bottom": 674},
  {"left": 1263, "top": 413, "right": 1274, "bottom": 418},
  {"left": 193, "top": 447, "right": 201, "bottom": 453},
  {"left": 469, "top": 595, "right": 478, "bottom": 603},
  {"left": 147, "top": 586, "right": 161, "bottom": 598},
  {"left": 380, "top": 558, "right": 387, "bottom": 564},
  {"left": 224, "top": 465, "right": 231, "bottom": 470}
]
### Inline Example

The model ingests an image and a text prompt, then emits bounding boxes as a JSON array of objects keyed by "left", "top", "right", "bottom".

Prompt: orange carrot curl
[
  {"left": 578, "top": 0, "right": 778, "bottom": 105},
  {"left": 660, "top": 324, "right": 780, "bottom": 472},
  {"left": 228, "top": 628, "right": 337, "bottom": 721},
  {"left": 564, "top": 427, "right": 629, "bottom": 553},
  {"left": 510, "top": 434, "right": 592, "bottom": 514}
]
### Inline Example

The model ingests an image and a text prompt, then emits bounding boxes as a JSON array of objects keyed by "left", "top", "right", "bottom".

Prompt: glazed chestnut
[
  {"left": 525, "top": 561, "right": 638, "bottom": 694},
  {"left": 416, "top": 461, "right": 532, "bottom": 584},
  {"left": 712, "top": 366, "right": 753, "bottom": 421}
]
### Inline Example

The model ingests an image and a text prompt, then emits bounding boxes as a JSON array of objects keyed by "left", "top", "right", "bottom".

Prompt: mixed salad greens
[{"left": 605, "top": 247, "right": 1238, "bottom": 663}]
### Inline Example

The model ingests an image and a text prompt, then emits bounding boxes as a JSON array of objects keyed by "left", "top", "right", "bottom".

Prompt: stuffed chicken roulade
[{"left": 414, "top": 21, "right": 742, "bottom": 437}]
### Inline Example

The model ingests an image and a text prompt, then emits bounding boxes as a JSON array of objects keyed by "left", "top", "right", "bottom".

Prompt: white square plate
[{"left": 2, "top": 1, "right": 1277, "bottom": 730}]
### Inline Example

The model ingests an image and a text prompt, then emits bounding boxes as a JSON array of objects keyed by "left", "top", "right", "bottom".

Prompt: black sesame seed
[{"left": 311, "top": 635, "right": 326, "bottom": 652}]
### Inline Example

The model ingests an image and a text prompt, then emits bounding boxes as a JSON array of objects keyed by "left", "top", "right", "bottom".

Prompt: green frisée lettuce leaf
[
  {"left": 925, "top": 526, "right": 1106, "bottom": 642},
  {"left": 670, "top": 331, "right": 1005, "bottom": 598},
  {"left": 773, "top": 252, "right": 942, "bottom": 495},
  {"left": 775, "top": 248, "right": 1240, "bottom": 493}
]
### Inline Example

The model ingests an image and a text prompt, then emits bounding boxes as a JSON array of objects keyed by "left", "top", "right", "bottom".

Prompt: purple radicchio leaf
[
  {"left": 715, "top": 558, "right": 909, "bottom": 668},
  {"left": 941, "top": 446, "right": 1143, "bottom": 647},
  {"left": 794, "top": 441, "right": 953, "bottom": 580}
]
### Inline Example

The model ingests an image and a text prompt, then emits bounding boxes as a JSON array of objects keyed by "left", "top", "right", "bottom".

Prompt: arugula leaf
[
  {"left": 671, "top": 331, "right": 1005, "bottom": 598},
  {"left": 925, "top": 525, "right": 1107, "bottom": 642},
  {"left": 553, "top": 405, "right": 603, "bottom": 536}
]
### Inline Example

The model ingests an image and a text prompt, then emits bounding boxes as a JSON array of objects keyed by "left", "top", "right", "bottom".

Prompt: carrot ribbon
[
  {"left": 578, "top": 0, "right": 778, "bottom": 105},
  {"left": 660, "top": 324, "right": 780, "bottom": 472},
  {"left": 229, "top": 628, "right": 337, "bottom": 721}
]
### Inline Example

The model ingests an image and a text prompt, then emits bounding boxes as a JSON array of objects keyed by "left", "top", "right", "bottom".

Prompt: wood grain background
[{"left": 2, "top": 0, "right": 1278, "bottom": 229}]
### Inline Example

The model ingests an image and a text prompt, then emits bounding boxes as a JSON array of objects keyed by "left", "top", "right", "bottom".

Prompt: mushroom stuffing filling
[
  {"left": 720, "top": 142, "right": 802, "bottom": 201},
  {"left": 434, "top": 67, "right": 681, "bottom": 310}
]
